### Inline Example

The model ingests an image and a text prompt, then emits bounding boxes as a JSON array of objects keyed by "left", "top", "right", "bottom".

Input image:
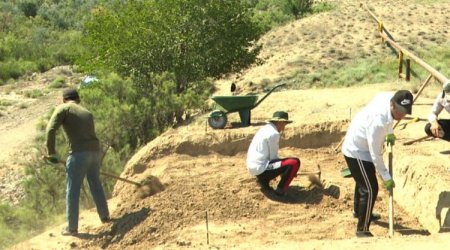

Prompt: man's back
[{"left": 46, "top": 102, "right": 100, "bottom": 154}]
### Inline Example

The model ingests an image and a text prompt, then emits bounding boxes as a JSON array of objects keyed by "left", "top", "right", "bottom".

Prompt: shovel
[
  {"left": 388, "top": 144, "right": 394, "bottom": 237},
  {"left": 42, "top": 156, "right": 143, "bottom": 187}
]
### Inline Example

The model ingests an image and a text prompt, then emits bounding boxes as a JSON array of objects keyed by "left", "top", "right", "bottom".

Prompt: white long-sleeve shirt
[
  {"left": 428, "top": 92, "right": 450, "bottom": 122},
  {"left": 246, "top": 123, "right": 280, "bottom": 176},
  {"left": 342, "top": 92, "right": 394, "bottom": 181}
]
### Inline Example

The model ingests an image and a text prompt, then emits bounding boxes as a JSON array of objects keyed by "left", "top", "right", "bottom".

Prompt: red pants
[{"left": 256, "top": 158, "right": 300, "bottom": 192}]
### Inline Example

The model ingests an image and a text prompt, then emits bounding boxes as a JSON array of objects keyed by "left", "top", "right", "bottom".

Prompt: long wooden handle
[
  {"left": 99, "top": 171, "right": 142, "bottom": 187},
  {"left": 402, "top": 135, "right": 430, "bottom": 146},
  {"left": 43, "top": 156, "right": 142, "bottom": 187},
  {"left": 388, "top": 145, "right": 394, "bottom": 237}
]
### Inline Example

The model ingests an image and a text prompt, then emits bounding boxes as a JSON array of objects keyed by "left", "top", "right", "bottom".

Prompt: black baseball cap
[{"left": 391, "top": 90, "right": 413, "bottom": 115}]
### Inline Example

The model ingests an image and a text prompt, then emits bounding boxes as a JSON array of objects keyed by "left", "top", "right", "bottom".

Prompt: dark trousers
[
  {"left": 425, "top": 119, "right": 450, "bottom": 141},
  {"left": 256, "top": 158, "right": 300, "bottom": 192},
  {"left": 344, "top": 155, "right": 379, "bottom": 232}
]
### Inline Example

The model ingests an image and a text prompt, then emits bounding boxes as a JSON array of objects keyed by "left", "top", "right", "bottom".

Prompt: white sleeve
[
  {"left": 429, "top": 94, "right": 444, "bottom": 122},
  {"left": 366, "top": 119, "right": 391, "bottom": 181}
]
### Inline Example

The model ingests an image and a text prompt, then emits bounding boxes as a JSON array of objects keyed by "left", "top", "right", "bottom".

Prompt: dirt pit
[
  {"left": 81, "top": 145, "right": 426, "bottom": 249},
  {"left": 12, "top": 83, "right": 450, "bottom": 250}
]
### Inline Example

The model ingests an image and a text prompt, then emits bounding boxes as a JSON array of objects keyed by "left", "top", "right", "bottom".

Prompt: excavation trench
[{"left": 107, "top": 118, "right": 450, "bottom": 248}]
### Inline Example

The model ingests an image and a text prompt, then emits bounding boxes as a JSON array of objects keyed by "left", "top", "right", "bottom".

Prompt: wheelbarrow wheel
[{"left": 208, "top": 110, "right": 227, "bottom": 129}]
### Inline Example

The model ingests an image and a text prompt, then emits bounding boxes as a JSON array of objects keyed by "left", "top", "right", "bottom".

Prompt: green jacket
[{"left": 46, "top": 101, "right": 100, "bottom": 155}]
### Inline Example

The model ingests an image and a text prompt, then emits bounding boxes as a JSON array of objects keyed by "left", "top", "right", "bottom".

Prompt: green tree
[
  {"left": 82, "top": 0, "right": 262, "bottom": 80},
  {"left": 79, "top": 0, "right": 262, "bottom": 141}
]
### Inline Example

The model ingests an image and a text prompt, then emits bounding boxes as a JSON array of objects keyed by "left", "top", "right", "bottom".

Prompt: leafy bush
[
  {"left": 312, "top": 1, "right": 336, "bottom": 13},
  {"left": 18, "top": 0, "right": 38, "bottom": 18},
  {"left": 247, "top": 0, "right": 321, "bottom": 31},
  {"left": 0, "top": 1, "right": 93, "bottom": 83},
  {"left": 49, "top": 76, "right": 66, "bottom": 88},
  {"left": 79, "top": 72, "right": 211, "bottom": 150}
]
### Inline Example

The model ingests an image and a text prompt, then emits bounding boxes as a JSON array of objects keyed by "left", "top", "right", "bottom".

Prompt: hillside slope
[{"left": 11, "top": 0, "right": 450, "bottom": 249}]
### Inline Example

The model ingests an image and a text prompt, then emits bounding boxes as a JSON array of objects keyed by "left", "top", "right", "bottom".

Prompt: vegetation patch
[
  {"left": 23, "top": 89, "right": 45, "bottom": 98},
  {"left": 48, "top": 76, "right": 66, "bottom": 88},
  {"left": 0, "top": 99, "right": 16, "bottom": 107}
]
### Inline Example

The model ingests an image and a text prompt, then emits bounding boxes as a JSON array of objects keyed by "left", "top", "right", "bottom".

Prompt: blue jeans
[{"left": 66, "top": 151, "right": 109, "bottom": 231}]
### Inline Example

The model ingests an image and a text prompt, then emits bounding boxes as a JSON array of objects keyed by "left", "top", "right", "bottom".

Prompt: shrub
[
  {"left": 18, "top": 0, "right": 38, "bottom": 18},
  {"left": 23, "top": 89, "right": 44, "bottom": 98},
  {"left": 49, "top": 76, "right": 66, "bottom": 88}
]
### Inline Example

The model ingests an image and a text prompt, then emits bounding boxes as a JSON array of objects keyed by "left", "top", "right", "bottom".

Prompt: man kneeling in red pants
[{"left": 246, "top": 111, "right": 300, "bottom": 196}]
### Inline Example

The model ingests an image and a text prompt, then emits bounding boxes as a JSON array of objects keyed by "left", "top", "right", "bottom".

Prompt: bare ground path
[{"left": 0, "top": 66, "right": 81, "bottom": 204}]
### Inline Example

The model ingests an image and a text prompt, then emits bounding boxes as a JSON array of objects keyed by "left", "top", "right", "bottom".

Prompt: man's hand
[
  {"left": 431, "top": 120, "right": 443, "bottom": 138},
  {"left": 45, "top": 154, "right": 60, "bottom": 164},
  {"left": 383, "top": 179, "right": 395, "bottom": 190},
  {"left": 385, "top": 134, "right": 396, "bottom": 146}
]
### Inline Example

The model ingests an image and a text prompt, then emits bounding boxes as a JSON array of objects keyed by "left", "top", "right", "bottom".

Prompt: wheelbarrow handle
[{"left": 253, "top": 83, "right": 287, "bottom": 108}]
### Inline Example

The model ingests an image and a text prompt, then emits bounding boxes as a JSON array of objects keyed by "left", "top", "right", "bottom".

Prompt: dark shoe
[
  {"left": 353, "top": 212, "right": 381, "bottom": 221},
  {"left": 256, "top": 179, "right": 271, "bottom": 190},
  {"left": 274, "top": 187, "right": 287, "bottom": 197},
  {"left": 101, "top": 217, "right": 111, "bottom": 223},
  {"left": 356, "top": 231, "right": 373, "bottom": 238},
  {"left": 61, "top": 228, "right": 78, "bottom": 236}
]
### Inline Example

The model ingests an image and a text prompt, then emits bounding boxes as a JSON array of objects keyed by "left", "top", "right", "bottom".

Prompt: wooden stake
[{"left": 205, "top": 211, "right": 209, "bottom": 245}]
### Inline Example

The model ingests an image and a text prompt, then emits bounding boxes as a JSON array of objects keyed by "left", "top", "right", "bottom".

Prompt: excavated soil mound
[{"left": 79, "top": 84, "right": 447, "bottom": 249}]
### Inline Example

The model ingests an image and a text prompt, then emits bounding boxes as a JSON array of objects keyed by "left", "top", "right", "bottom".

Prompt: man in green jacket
[{"left": 45, "top": 88, "right": 110, "bottom": 236}]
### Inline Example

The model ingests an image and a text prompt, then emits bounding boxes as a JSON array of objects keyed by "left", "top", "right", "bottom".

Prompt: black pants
[
  {"left": 425, "top": 119, "right": 450, "bottom": 141},
  {"left": 344, "top": 155, "right": 379, "bottom": 232}
]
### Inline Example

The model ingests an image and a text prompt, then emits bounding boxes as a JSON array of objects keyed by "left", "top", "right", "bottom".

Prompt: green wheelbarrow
[{"left": 208, "top": 83, "right": 286, "bottom": 129}]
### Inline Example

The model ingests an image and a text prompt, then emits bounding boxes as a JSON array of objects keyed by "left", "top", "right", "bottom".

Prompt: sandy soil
[
  {"left": 7, "top": 0, "right": 450, "bottom": 249},
  {"left": 14, "top": 82, "right": 450, "bottom": 250}
]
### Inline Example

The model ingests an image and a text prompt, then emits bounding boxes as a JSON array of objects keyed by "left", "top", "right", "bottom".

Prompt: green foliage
[
  {"left": 49, "top": 76, "right": 66, "bottom": 88},
  {"left": 79, "top": 72, "right": 211, "bottom": 149},
  {"left": 312, "top": 1, "right": 336, "bottom": 13},
  {"left": 80, "top": 0, "right": 259, "bottom": 132},
  {"left": 287, "top": 56, "right": 399, "bottom": 88},
  {"left": 287, "top": 0, "right": 314, "bottom": 19},
  {"left": 0, "top": 98, "right": 15, "bottom": 106},
  {"left": 18, "top": 0, "right": 38, "bottom": 18},
  {"left": 80, "top": 0, "right": 262, "bottom": 89},
  {"left": 413, "top": 43, "right": 450, "bottom": 79},
  {"left": 0, "top": 1, "right": 99, "bottom": 83},
  {"left": 0, "top": 191, "right": 65, "bottom": 249},
  {"left": 247, "top": 0, "right": 329, "bottom": 31},
  {"left": 23, "top": 89, "right": 46, "bottom": 98}
]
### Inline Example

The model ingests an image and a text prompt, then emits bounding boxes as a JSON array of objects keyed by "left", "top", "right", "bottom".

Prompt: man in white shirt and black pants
[
  {"left": 246, "top": 111, "right": 300, "bottom": 197},
  {"left": 342, "top": 90, "right": 413, "bottom": 237},
  {"left": 425, "top": 85, "right": 450, "bottom": 140}
]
